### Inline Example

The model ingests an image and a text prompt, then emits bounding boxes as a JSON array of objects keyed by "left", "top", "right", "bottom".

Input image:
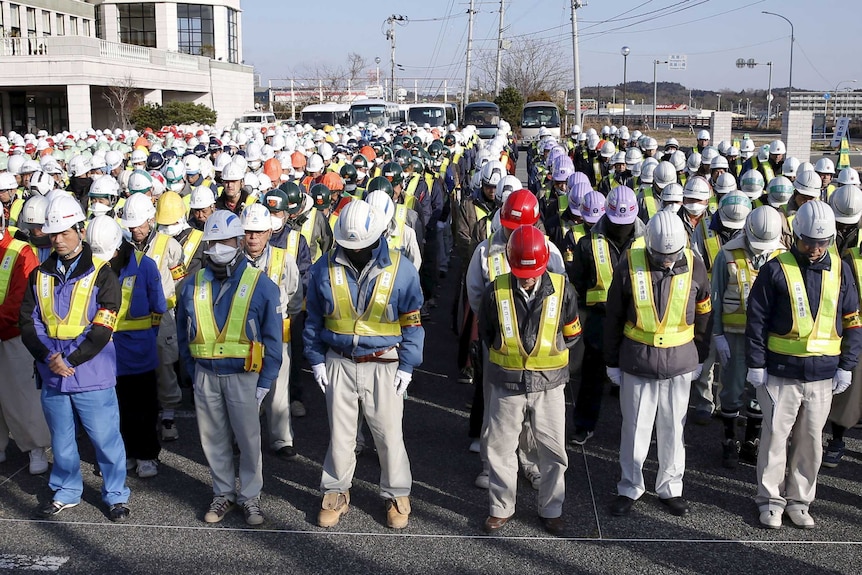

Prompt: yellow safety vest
[
  {"left": 389, "top": 205, "right": 408, "bottom": 250},
  {"left": 324, "top": 250, "right": 403, "bottom": 337},
  {"left": 623, "top": 248, "right": 695, "bottom": 348},
  {"left": 300, "top": 210, "right": 321, "bottom": 262},
  {"left": 767, "top": 250, "right": 841, "bottom": 357},
  {"left": 587, "top": 236, "right": 645, "bottom": 305},
  {"left": 9, "top": 198, "right": 24, "bottom": 224},
  {"left": 188, "top": 266, "right": 265, "bottom": 372},
  {"left": 487, "top": 250, "right": 509, "bottom": 283},
  {"left": 116, "top": 251, "right": 160, "bottom": 332},
  {"left": 761, "top": 162, "right": 775, "bottom": 184},
  {"left": 699, "top": 218, "right": 722, "bottom": 274},
  {"left": 37, "top": 259, "right": 108, "bottom": 340},
  {"left": 148, "top": 232, "right": 182, "bottom": 308},
  {"left": 488, "top": 272, "right": 569, "bottom": 371},
  {"left": 643, "top": 195, "right": 659, "bottom": 220},
  {"left": 264, "top": 246, "right": 292, "bottom": 343},
  {"left": 0, "top": 238, "right": 28, "bottom": 305},
  {"left": 404, "top": 174, "right": 420, "bottom": 210},
  {"left": 285, "top": 229, "right": 301, "bottom": 260},
  {"left": 474, "top": 203, "right": 491, "bottom": 240},
  {"left": 180, "top": 228, "right": 203, "bottom": 271}
]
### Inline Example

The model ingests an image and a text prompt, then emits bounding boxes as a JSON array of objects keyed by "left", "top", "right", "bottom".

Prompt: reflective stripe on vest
[
  {"left": 761, "top": 162, "right": 775, "bottom": 184},
  {"left": 404, "top": 174, "right": 420, "bottom": 210},
  {"left": 285, "top": 229, "right": 300, "bottom": 260},
  {"left": 265, "top": 246, "right": 291, "bottom": 343},
  {"left": 389, "top": 205, "right": 408, "bottom": 250},
  {"left": 116, "top": 251, "right": 157, "bottom": 332},
  {"left": 643, "top": 195, "right": 658, "bottom": 219},
  {"left": 722, "top": 248, "right": 781, "bottom": 330},
  {"left": 623, "top": 248, "right": 695, "bottom": 348},
  {"left": 181, "top": 228, "right": 203, "bottom": 270},
  {"left": 767, "top": 250, "right": 842, "bottom": 357},
  {"left": 324, "top": 250, "right": 402, "bottom": 337},
  {"left": 37, "top": 259, "right": 107, "bottom": 340},
  {"left": 9, "top": 198, "right": 24, "bottom": 224},
  {"left": 487, "top": 251, "right": 509, "bottom": 283},
  {"left": 188, "top": 266, "right": 262, "bottom": 359},
  {"left": 148, "top": 232, "right": 171, "bottom": 270},
  {"left": 587, "top": 236, "right": 645, "bottom": 305},
  {"left": 700, "top": 217, "right": 722, "bottom": 273},
  {"left": 488, "top": 272, "right": 569, "bottom": 371},
  {"left": 0, "top": 238, "right": 27, "bottom": 305},
  {"left": 300, "top": 210, "right": 320, "bottom": 262}
]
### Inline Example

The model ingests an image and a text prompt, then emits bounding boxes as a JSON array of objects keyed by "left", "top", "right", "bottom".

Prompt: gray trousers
[
  {"left": 755, "top": 376, "right": 832, "bottom": 513},
  {"left": 691, "top": 344, "right": 719, "bottom": 414},
  {"left": 486, "top": 384, "right": 568, "bottom": 519},
  {"left": 0, "top": 336, "right": 50, "bottom": 453},
  {"left": 156, "top": 310, "right": 182, "bottom": 411},
  {"left": 618, "top": 371, "right": 692, "bottom": 500},
  {"left": 263, "top": 343, "right": 293, "bottom": 450},
  {"left": 321, "top": 350, "right": 412, "bottom": 499},
  {"left": 194, "top": 366, "right": 262, "bottom": 504}
]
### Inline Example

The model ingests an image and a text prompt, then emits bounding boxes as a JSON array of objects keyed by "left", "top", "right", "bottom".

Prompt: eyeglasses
[{"left": 799, "top": 235, "right": 832, "bottom": 250}]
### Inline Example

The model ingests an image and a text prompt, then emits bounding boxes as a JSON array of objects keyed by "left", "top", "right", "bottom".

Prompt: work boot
[
  {"left": 385, "top": 496, "right": 410, "bottom": 529},
  {"left": 721, "top": 438, "right": 740, "bottom": 469},
  {"left": 318, "top": 492, "right": 350, "bottom": 528},
  {"left": 739, "top": 439, "right": 759, "bottom": 465}
]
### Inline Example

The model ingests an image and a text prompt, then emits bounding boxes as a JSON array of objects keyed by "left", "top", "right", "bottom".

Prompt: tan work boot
[
  {"left": 385, "top": 496, "right": 410, "bottom": 529},
  {"left": 318, "top": 492, "right": 350, "bottom": 528}
]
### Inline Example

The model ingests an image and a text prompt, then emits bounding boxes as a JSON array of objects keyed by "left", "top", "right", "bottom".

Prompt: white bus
[
  {"left": 519, "top": 101, "right": 561, "bottom": 148},
  {"left": 231, "top": 111, "right": 277, "bottom": 133},
  {"left": 300, "top": 103, "right": 349, "bottom": 129},
  {"left": 463, "top": 101, "right": 500, "bottom": 140},
  {"left": 407, "top": 103, "right": 458, "bottom": 128},
  {"left": 348, "top": 99, "right": 402, "bottom": 128}
]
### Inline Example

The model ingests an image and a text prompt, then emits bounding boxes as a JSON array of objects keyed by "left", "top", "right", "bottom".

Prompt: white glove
[
  {"left": 747, "top": 367, "right": 767, "bottom": 388},
  {"left": 255, "top": 387, "right": 269, "bottom": 407},
  {"left": 833, "top": 369, "right": 853, "bottom": 395},
  {"left": 312, "top": 363, "right": 329, "bottom": 393},
  {"left": 606, "top": 367, "right": 621, "bottom": 386},
  {"left": 713, "top": 334, "right": 732, "bottom": 367},
  {"left": 394, "top": 369, "right": 412, "bottom": 397},
  {"left": 692, "top": 363, "right": 704, "bottom": 380}
]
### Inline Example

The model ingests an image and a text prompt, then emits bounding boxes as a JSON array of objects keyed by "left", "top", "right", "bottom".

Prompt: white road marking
[{"left": 0, "top": 554, "right": 69, "bottom": 571}]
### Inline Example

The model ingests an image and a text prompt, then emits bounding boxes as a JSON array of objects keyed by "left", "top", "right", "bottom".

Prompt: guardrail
[
  {"left": 99, "top": 40, "right": 150, "bottom": 63},
  {"left": 0, "top": 37, "right": 48, "bottom": 56}
]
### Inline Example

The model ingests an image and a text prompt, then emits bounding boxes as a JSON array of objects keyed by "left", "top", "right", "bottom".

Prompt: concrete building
[{"left": 0, "top": 0, "right": 253, "bottom": 133}]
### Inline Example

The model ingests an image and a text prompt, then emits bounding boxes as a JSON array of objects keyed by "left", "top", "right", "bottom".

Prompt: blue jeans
[{"left": 41, "top": 386, "right": 130, "bottom": 506}]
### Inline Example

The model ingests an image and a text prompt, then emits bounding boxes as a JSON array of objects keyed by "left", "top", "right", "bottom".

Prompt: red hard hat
[
  {"left": 500, "top": 189, "right": 539, "bottom": 229},
  {"left": 506, "top": 225, "right": 549, "bottom": 279}
]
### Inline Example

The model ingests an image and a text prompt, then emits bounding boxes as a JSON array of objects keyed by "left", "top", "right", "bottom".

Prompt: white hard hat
[
  {"left": 814, "top": 157, "right": 835, "bottom": 175},
  {"left": 669, "top": 150, "right": 686, "bottom": 172},
  {"left": 639, "top": 158, "right": 659, "bottom": 184},
  {"left": 611, "top": 151, "right": 626, "bottom": 166},
  {"left": 643, "top": 137, "right": 658, "bottom": 151},
  {"left": 128, "top": 169, "right": 153, "bottom": 194},
  {"left": 190, "top": 185, "right": 216, "bottom": 209},
  {"left": 333, "top": 199, "right": 387, "bottom": 250},
  {"left": 214, "top": 152, "right": 232, "bottom": 172},
  {"left": 645, "top": 210, "right": 687, "bottom": 255},
  {"left": 600, "top": 141, "right": 616, "bottom": 159},
  {"left": 686, "top": 152, "right": 702, "bottom": 174},
  {"left": 837, "top": 167, "right": 861, "bottom": 186},
  {"left": 481, "top": 160, "right": 506, "bottom": 188},
  {"left": 68, "top": 155, "right": 92, "bottom": 178},
  {"left": 89, "top": 175, "right": 120, "bottom": 198},
  {"left": 768, "top": 140, "right": 786, "bottom": 155},
  {"left": 713, "top": 172, "right": 738, "bottom": 195},
  {"left": 797, "top": 161, "right": 815, "bottom": 175},
  {"left": 829, "top": 184, "right": 862, "bottom": 225},
  {"left": 793, "top": 199, "right": 835, "bottom": 241},
  {"left": 717, "top": 191, "right": 752, "bottom": 230},
  {"left": 740, "top": 169, "right": 765, "bottom": 200},
  {"left": 701, "top": 146, "right": 719, "bottom": 166},
  {"left": 495, "top": 175, "right": 522, "bottom": 205},
  {"left": 240, "top": 203, "right": 272, "bottom": 232},
  {"left": 793, "top": 170, "right": 822, "bottom": 198},
  {"left": 183, "top": 154, "right": 201, "bottom": 175},
  {"left": 696, "top": 129, "right": 710, "bottom": 141},
  {"left": 242, "top": 171, "right": 260, "bottom": 191},
  {"left": 121, "top": 193, "right": 156, "bottom": 229},
  {"left": 365, "top": 190, "right": 396, "bottom": 226},
  {"left": 130, "top": 149, "right": 148, "bottom": 165},
  {"left": 19, "top": 195, "right": 49, "bottom": 228},
  {"left": 87, "top": 215, "right": 123, "bottom": 259},
  {"left": 766, "top": 176, "right": 794, "bottom": 208},
  {"left": 30, "top": 173, "right": 55, "bottom": 195},
  {"left": 317, "top": 142, "right": 334, "bottom": 161},
  {"left": 683, "top": 175, "right": 711, "bottom": 201},
  {"left": 740, "top": 139, "right": 755, "bottom": 153},
  {"left": 6, "top": 155, "right": 25, "bottom": 175},
  {"left": 307, "top": 154, "right": 324, "bottom": 173},
  {"left": 782, "top": 157, "right": 800, "bottom": 178},
  {"left": 221, "top": 160, "right": 245, "bottom": 182},
  {"left": 745, "top": 205, "right": 784, "bottom": 252},
  {"left": 654, "top": 161, "right": 677, "bottom": 188},
  {"left": 710, "top": 155, "right": 729, "bottom": 171},
  {"left": 105, "top": 150, "right": 124, "bottom": 171},
  {"left": 203, "top": 209, "right": 244, "bottom": 241},
  {"left": 43, "top": 194, "right": 86, "bottom": 234}
]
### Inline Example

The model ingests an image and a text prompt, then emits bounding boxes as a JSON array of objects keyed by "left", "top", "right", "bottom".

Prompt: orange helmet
[
  {"left": 263, "top": 157, "right": 282, "bottom": 182},
  {"left": 321, "top": 171, "right": 344, "bottom": 192},
  {"left": 360, "top": 145, "right": 376, "bottom": 163},
  {"left": 291, "top": 151, "right": 307, "bottom": 170},
  {"left": 506, "top": 225, "right": 549, "bottom": 279},
  {"left": 500, "top": 189, "right": 540, "bottom": 229}
]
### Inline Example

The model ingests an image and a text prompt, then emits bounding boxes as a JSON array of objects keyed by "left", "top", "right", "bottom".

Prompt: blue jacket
[
  {"left": 112, "top": 243, "right": 167, "bottom": 376},
  {"left": 746, "top": 246, "right": 862, "bottom": 381},
  {"left": 303, "top": 239, "right": 425, "bottom": 373},
  {"left": 176, "top": 257, "right": 283, "bottom": 389}
]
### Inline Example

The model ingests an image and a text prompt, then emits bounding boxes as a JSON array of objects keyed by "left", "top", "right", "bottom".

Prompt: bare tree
[
  {"left": 295, "top": 52, "right": 371, "bottom": 103},
  {"left": 102, "top": 75, "right": 141, "bottom": 129},
  {"left": 346, "top": 52, "right": 367, "bottom": 88},
  {"left": 473, "top": 38, "right": 568, "bottom": 99}
]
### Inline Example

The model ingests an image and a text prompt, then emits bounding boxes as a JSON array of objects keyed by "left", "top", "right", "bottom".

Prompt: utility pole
[
  {"left": 464, "top": 0, "right": 476, "bottom": 111},
  {"left": 385, "top": 15, "right": 406, "bottom": 102},
  {"left": 494, "top": 0, "right": 505, "bottom": 97},
  {"left": 570, "top": 1, "right": 585, "bottom": 128}
]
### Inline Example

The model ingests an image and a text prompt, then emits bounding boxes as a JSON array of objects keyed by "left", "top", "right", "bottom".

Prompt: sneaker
[
  {"left": 290, "top": 400, "right": 307, "bottom": 418},
  {"left": 523, "top": 467, "right": 541, "bottom": 490},
  {"left": 109, "top": 503, "right": 130, "bottom": 522},
  {"left": 570, "top": 428, "right": 594, "bottom": 446},
  {"left": 318, "top": 492, "right": 350, "bottom": 528},
  {"left": 457, "top": 367, "right": 474, "bottom": 385},
  {"left": 787, "top": 508, "right": 815, "bottom": 528},
  {"left": 468, "top": 439, "right": 481, "bottom": 453},
  {"left": 822, "top": 439, "right": 845, "bottom": 469},
  {"left": 37, "top": 500, "right": 78, "bottom": 518},
  {"left": 136, "top": 459, "right": 158, "bottom": 478},
  {"left": 29, "top": 448, "right": 49, "bottom": 475},
  {"left": 385, "top": 496, "right": 410, "bottom": 529},
  {"left": 722, "top": 438, "right": 740, "bottom": 469},
  {"left": 759, "top": 509, "right": 782, "bottom": 529},
  {"left": 160, "top": 419, "right": 179, "bottom": 442},
  {"left": 739, "top": 439, "right": 759, "bottom": 465},
  {"left": 203, "top": 496, "right": 235, "bottom": 523},
  {"left": 243, "top": 499, "right": 265, "bottom": 526},
  {"left": 126, "top": 458, "right": 137, "bottom": 471},
  {"left": 474, "top": 470, "right": 490, "bottom": 489}
]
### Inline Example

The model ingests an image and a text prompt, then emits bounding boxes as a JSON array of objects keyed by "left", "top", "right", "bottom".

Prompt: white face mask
[
  {"left": 661, "top": 202, "right": 681, "bottom": 212},
  {"left": 356, "top": 170, "right": 367, "bottom": 181},
  {"left": 205, "top": 243, "right": 239, "bottom": 264},
  {"left": 162, "top": 222, "right": 185, "bottom": 237},
  {"left": 270, "top": 215, "right": 284, "bottom": 232},
  {"left": 89, "top": 202, "right": 111, "bottom": 217},
  {"left": 294, "top": 171, "right": 304, "bottom": 179},
  {"left": 683, "top": 202, "right": 708, "bottom": 216}
]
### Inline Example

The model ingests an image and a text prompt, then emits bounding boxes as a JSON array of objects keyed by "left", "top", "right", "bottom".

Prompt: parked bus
[
  {"left": 348, "top": 99, "right": 402, "bottom": 128},
  {"left": 407, "top": 103, "right": 458, "bottom": 128},
  {"left": 232, "top": 111, "right": 277, "bottom": 133},
  {"left": 519, "top": 101, "right": 561, "bottom": 149},
  {"left": 462, "top": 101, "right": 500, "bottom": 140},
  {"left": 300, "top": 103, "right": 349, "bottom": 129}
]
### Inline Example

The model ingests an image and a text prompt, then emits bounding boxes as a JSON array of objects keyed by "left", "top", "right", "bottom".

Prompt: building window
[
  {"left": 42, "top": 11, "right": 51, "bottom": 36},
  {"left": 227, "top": 8, "right": 238, "bottom": 64},
  {"left": 55, "top": 14, "right": 65, "bottom": 36},
  {"left": 94, "top": 5, "right": 102, "bottom": 39},
  {"left": 177, "top": 4, "right": 214, "bottom": 58},
  {"left": 118, "top": 3, "right": 157, "bottom": 48},
  {"left": 10, "top": 4, "right": 20, "bottom": 37},
  {"left": 69, "top": 16, "right": 78, "bottom": 36},
  {"left": 26, "top": 7, "right": 36, "bottom": 37},
  {"left": 0, "top": 7, "right": 5, "bottom": 37},
  {"left": 83, "top": 19, "right": 90, "bottom": 37}
]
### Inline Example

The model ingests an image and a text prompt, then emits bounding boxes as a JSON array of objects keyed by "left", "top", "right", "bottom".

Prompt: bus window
[{"left": 521, "top": 106, "right": 560, "bottom": 128}]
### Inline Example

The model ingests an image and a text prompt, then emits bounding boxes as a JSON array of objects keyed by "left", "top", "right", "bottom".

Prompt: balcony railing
[
  {"left": 0, "top": 36, "right": 49, "bottom": 56},
  {"left": 99, "top": 40, "right": 151, "bottom": 63}
]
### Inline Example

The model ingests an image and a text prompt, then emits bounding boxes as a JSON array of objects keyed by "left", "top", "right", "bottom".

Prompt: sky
[{"left": 242, "top": 0, "right": 857, "bottom": 97}]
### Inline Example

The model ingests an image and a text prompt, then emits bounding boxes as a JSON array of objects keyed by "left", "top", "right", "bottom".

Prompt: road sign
[
  {"left": 824, "top": 92, "right": 831, "bottom": 101},
  {"left": 831, "top": 117, "right": 850, "bottom": 148},
  {"left": 668, "top": 54, "right": 687, "bottom": 71}
]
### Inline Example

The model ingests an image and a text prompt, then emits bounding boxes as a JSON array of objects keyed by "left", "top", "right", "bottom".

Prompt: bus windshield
[
  {"left": 350, "top": 105, "right": 387, "bottom": 125},
  {"left": 521, "top": 105, "right": 560, "bottom": 128},
  {"left": 408, "top": 106, "right": 446, "bottom": 126},
  {"left": 464, "top": 106, "right": 499, "bottom": 127},
  {"left": 302, "top": 111, "right": 339, "bottom": 128}
]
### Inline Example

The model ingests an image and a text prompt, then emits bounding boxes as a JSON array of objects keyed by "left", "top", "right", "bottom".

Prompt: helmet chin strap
[{"left": 62, "top": 230, "right": 84, "bottom": 260}]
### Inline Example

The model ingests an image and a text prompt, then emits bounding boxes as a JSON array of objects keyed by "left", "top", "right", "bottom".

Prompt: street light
[
  {"left": 653, "top": 59, "right": 668, "bottom": 129},
  {"left": 832, "top": 79, "right": 857, "bottom": 124},
  {"left": 375, "top": 56, "right": 381, "bottom": 96},
  {"left": 736, "top": 58, "right": 773, "bottom": 128},
  {"left": 621, "top": 46, "right": 630, "bottom": 125},
  {"left": 762, "top": 11, "right": 794, "bottom": 101},
  {"left": 716, "top": 93, "right": 721, "bottom": 111}
]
